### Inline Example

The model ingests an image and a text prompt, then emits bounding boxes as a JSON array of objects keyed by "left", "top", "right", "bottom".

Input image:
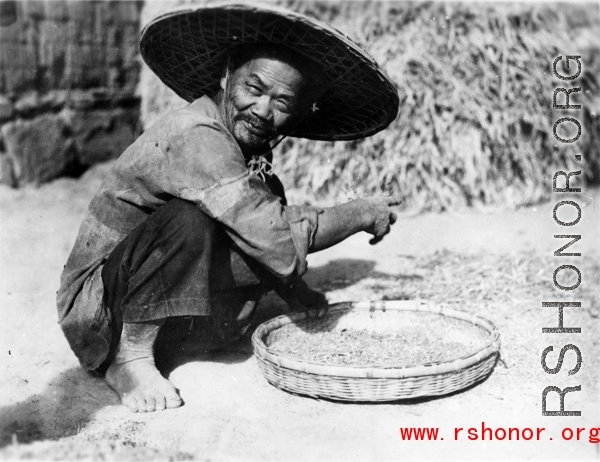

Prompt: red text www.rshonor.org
[{"left": 399, "top": 423, "right": 600, "bottom": 442}]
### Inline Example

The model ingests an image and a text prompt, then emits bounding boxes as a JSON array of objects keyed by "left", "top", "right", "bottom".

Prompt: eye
[
  {"left": 275, "top": 99, "right": 292, "bottom": 114},
  {"left": 246, "top": 83, "right": 262, "bottom": 96}
]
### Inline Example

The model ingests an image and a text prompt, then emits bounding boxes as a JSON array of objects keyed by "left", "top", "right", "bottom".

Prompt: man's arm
[
  {"left": 274, "top": 195, "right": 401, "bottom": 317},
  {"left": 310, "top": 195, "right": 402, "bottom": 252}
]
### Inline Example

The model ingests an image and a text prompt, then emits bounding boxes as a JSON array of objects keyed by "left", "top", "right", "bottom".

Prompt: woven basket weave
[
  {"left": 140, "top": 2, "right": 399, "bottom": 141},
  {"left": 252, "top": 300, "right": 501, "bottom": 402}
]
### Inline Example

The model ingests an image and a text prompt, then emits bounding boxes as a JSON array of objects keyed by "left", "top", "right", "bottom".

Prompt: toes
[
  {"left": 159, "top": 381, "right": 183, "bottom": 409},
  {"left": 136, "top": 396, "right": 147, "bottom": 413},
  {"left": 145, "top": 395, "right": 157, "bottom": 412},
  {"left": 155, "top": 395, "right": 167, "bottom": 411},
  {"left": 166, "top": 395, "right": 183, "bottom": 409},
  {"left": 148, "top": 391, "right": 179, "bottom": 411},
  {"left": 123, "top": 392, "right": 174, "bottom": 413},
  {"left": 105, "top": 359, "right": 182, "bottom": 412},
  {"left": 122, "top": 393, "right": 140, "bottom": 413}
]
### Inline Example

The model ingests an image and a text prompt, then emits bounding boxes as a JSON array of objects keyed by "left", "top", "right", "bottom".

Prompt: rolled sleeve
[
  {"left": 216, "top": 177, "right": 320, "bottom": 282},
  {"left": 284, "top": 205, "right": 321, "bottom": 276}
]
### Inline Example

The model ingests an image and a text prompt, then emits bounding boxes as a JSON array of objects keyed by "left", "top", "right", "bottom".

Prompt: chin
[{"left": 235, "top": 129, "right": 270, "bottom": 153}]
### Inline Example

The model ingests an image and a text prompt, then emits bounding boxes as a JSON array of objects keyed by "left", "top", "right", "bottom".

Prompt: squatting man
[{"left": 57, "top": 3, "right": 401, "bottom": 412}]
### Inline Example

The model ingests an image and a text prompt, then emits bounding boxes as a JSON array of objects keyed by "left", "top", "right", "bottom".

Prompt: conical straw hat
[{"left": 140, "top": 2, "right": 399, "bottom": 141}]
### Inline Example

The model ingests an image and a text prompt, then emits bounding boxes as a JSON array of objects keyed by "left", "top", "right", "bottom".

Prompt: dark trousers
[{"left": 99, "top": 199, "right": 273, "bottom": 369}]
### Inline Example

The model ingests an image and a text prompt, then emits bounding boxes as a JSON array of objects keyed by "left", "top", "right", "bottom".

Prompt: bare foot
[{"left": 105, "top": 357, "right": 183, "bottom": 412}]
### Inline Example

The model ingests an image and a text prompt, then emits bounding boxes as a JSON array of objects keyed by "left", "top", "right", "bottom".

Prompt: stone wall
[{"left": 0, "top": 0, "right": 143, "bottom": 187}]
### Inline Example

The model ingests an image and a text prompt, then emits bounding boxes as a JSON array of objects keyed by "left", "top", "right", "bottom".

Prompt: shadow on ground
[
  {"left": 0, "top": 258, "right": 427, "bottom": 448},
  {"left": 156, "top": 333, "right": 255, "bottom": 374},
  {"left": 0, "top": 343, "right": 257, "bottom": 448},
  {"left": 304, "top": 258, "right": 423, "bottom": 292},
  {"left": 0, "top": 367, "right": 116, "bottom": 448}
]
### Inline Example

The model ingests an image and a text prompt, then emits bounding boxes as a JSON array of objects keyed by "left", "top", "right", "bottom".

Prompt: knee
[{"left": 152, "top": 199, "right": 216, "bottom": 250}]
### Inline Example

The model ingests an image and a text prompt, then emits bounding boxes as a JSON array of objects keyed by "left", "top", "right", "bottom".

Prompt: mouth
[{"left": 240, "top": 118, "right": 271, "bottom": 138}]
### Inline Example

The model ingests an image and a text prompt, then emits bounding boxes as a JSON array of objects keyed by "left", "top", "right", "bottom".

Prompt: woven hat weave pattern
[{"left": 140, "top": 2, "right": 399, "bottom": 141}]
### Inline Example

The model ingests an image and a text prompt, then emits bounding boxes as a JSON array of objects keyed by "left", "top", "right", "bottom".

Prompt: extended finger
[
  {"left": 370, "top": 221, "right": 391, "bottom": 245},
  {"left": 369, "top": 235, "right": 383, "bottom": 245}
]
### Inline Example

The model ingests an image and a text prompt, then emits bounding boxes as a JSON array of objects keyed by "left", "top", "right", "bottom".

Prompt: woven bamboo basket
[{"left": 252, "top": 300, "right": 501, "bottom": 402}]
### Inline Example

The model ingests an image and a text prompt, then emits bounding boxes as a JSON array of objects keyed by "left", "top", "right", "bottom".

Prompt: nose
[{"left": 251, "top": 96, "right": 272, "bottom": 122}]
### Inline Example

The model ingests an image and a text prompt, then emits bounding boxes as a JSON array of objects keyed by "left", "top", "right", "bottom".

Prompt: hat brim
[{"left": 140, "top": 2, "right": 399, "bottom": 141}]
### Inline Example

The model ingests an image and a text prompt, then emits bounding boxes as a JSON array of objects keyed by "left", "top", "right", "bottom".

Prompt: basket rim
[{"left": 251, "top": 300, "right": 501, "bottom": 379}]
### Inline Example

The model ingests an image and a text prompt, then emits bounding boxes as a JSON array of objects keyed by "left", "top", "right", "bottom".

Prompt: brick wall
[{"left": 0, "top": 0, "right": 143, "bottom": 186}]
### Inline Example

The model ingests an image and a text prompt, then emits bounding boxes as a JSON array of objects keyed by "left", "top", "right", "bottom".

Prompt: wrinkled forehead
[
  {"left": 235, "top": 57, "right": 306, "bottom": 93},
  {"left": 227, "top": 43, "right": 321, "bottom": 84}
]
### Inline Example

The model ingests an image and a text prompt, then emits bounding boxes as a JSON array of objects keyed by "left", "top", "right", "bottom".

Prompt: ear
[{"left": 220, "top": 63, "right": 232, "bottom": 92}]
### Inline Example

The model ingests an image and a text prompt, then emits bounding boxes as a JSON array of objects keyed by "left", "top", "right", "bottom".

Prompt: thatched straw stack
[{"left": 139, "top": 1, "right": 599, "bottom": 211}]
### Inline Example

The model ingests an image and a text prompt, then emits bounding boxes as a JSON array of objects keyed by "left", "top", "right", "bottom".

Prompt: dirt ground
[{"left": 0, "top": 162, "right": 599, "bottom": 461}]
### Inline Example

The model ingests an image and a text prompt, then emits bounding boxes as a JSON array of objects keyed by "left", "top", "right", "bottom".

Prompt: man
[{"left": 57, "top": 3, "right": 400, "bottom": 413}]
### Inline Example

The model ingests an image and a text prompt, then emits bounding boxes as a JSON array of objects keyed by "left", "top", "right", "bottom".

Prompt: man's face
[{"left": 219, "top": 56, "right": 306, "bottom": 154}]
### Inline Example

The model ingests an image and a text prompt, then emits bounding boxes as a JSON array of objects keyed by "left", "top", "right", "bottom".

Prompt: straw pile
[{"left": 139, "top": 1, "right": 599, "bottom": 211}]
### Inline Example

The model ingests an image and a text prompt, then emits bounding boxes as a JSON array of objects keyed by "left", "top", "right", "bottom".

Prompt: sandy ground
[{"left": 0, "top": 162, "right": 599, "bottom": 461}]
